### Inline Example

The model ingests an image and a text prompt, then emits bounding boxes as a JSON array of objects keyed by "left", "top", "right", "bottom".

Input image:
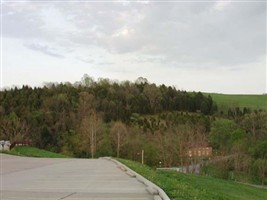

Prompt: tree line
[{"left": 0, "top": 74, "right": 216, "bottom": 160}]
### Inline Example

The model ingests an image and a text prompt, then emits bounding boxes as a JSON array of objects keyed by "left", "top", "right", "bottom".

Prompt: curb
[{"left": 101, "top": 157, "right": 170, "bottom": 200}]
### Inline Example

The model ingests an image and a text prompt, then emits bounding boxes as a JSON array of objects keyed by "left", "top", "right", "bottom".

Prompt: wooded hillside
[{"left": 1, "top": 75, "right": 267, "bottom": 185}]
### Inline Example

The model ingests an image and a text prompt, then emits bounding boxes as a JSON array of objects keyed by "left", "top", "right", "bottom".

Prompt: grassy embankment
[
  {"left": 205, "top": 93, "right": 267, "bottom": 112},
  {"left": 0, "top": 146, "right": 68, "bottom": 158},
  {"left": 119, "top": 159, "right": 267, "bottom": 200}
]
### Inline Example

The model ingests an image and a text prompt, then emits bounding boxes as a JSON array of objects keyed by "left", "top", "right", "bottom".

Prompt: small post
[{"left": 141, "top": 149, "right": 144, "bottom": 165}]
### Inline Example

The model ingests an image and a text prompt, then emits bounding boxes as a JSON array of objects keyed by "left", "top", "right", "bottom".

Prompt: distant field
[
  {"left": 206, "top": 93, "right": 267, "bottom": 111},
  {"left": 1, "top": 146, "right": 68, "bottom": 158},
  {"left": 119, "top": 159, "right": 267, "bottom": 200}
]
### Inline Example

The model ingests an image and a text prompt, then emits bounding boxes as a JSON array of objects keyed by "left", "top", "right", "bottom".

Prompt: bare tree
[
  {"left": 111, "top": 121, "right": 128, "bottom": 158},
  {"left": 79, "top": 111, "right": 102, "bottom": 158}
]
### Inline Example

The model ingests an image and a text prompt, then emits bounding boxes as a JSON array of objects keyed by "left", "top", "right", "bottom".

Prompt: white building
[{"left": 0, "top": 140, "right": 11, "bottom": 151}]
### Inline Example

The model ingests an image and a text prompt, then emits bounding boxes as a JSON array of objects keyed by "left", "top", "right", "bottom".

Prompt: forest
[{"left": 0, "top": 74, "right": 267, "bottom": 185}]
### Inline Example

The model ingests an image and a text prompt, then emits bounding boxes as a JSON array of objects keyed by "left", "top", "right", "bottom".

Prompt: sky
[{"left": 1, "top": 0, "right": 266, "bottom": 94}]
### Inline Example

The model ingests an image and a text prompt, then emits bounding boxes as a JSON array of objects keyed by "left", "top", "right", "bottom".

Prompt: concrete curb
[{"left": 101, "top": 157, "right": 170, "bottom": 200}]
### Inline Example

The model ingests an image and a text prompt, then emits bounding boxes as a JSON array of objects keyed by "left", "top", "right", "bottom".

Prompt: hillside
[
  {"left": 205, "top": 93, "right": 267, "bottom": 111},
  {"left": 120, "top": 159, "right": 267, "bottom": 200},
  {"left": 1, "top": 146, "right": 68, "bottom": 158}
]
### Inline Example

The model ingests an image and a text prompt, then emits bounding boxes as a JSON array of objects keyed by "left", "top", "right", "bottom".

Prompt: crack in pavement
[{"left": 58, "top": 192, "right": 77, "bottom": 199}]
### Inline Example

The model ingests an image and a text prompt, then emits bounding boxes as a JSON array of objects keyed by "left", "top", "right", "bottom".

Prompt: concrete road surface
[{"left": 0, "top": 154, "right": 153, "bottom": 200}]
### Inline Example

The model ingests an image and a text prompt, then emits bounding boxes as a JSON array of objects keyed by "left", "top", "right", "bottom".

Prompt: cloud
[
  {"left": 58, "top": 1, "right": 266, "bottom": 67},
  {"left": 2, "top": 1, "right": 266, "bottom": 93},
  {"left": 2, "top": 3, "right": 45, "bottom": 38},
  {"left": 4, "top": 1, "right": 265, "bottom": 68},
  {"left": 98, "top": 62, "right": 114, "bottom": 65},
  {"left": 25, "top": 43, "right": 65, "bottom": 58},
  {"left": 76, "top": 56, "right": 94, "bottom": 64}
]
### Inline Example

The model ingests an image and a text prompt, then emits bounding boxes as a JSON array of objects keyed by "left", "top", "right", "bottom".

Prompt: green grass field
[
  {"left": 119, "top": 159, "right": 267, "bottom": 200},
  {"left": 206, "top": 93, "right": 267, "bottom": 111},
  {"left": 1, "top": 146, "right": 68, "bottom": 158}
]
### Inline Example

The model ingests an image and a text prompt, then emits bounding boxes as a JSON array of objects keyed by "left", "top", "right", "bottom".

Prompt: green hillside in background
[{"left": 205, "top": 93, "right": 267, "bottom": 111}]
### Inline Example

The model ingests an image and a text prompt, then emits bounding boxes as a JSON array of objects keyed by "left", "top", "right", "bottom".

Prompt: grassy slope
[
  {"left": 206, "top": 93, "right": 267, "bottom": 111},
  {"left": 119, "top": 159, "right": 267, "bottom": 200},
  {"left": 1, "top": 146, "right": 68, "bottom": 158}
]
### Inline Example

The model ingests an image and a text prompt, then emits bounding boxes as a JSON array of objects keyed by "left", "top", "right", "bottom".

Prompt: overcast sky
[{"left": 1, "top": 0, "right": 266, "bottom": 94}]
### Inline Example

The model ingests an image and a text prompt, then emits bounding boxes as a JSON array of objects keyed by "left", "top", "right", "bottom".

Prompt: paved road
[{"left": 0, "top": 154, "right": 153, "bottom": 200}]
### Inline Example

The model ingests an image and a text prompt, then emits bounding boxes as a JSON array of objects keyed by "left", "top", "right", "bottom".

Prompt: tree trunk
[{"left": 91, "top": 127, "right": 94, "bottom": 158}]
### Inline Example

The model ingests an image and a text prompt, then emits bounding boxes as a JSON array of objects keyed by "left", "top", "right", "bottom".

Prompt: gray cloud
[
  {"left": 56, "top": 1, "right": 266, "bottom": 67},
  {"left": 2, "top": 1, "right": 266, "bottom": 94},
  {"left": 2, "top": 2, "right": 49, "bottom": 38},
  {"left": 76, "top": 56, "right": 94, "bottom": 64},
  {"left": 25, "top": 43, "right": 65, "bottom": 58},
  {"left": 4, "top": 1, "right": 265, "bottom": 67}
]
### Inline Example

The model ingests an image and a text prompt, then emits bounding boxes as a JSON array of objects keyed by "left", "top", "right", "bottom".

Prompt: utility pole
[{"left": 91, "top": 126, "right": 94, "bottom": 158}]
